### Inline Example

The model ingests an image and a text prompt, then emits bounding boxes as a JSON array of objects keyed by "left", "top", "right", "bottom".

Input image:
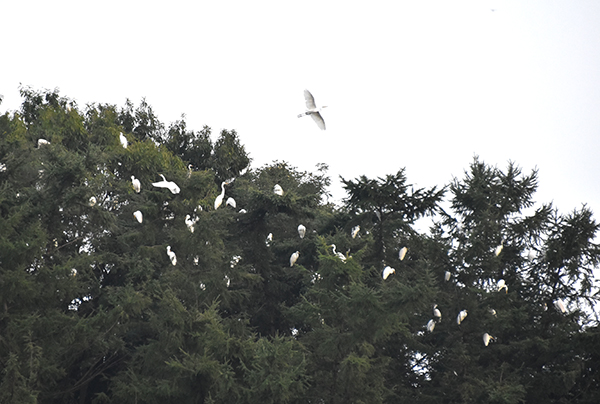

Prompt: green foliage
[{"left": 1, "top": 90, "right": 598, "bottom": 404}]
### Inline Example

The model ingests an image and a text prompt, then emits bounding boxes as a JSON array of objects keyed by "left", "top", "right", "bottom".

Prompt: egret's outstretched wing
[
  {"left": 311, "top": 112, "right": 326, "bottom": 130},
  {"left": 304, "top": 89, "right": 317, "bottom": 109}
]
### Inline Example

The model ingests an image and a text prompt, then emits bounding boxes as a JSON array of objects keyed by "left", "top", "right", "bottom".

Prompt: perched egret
[
  {"left": 298, "top": 89, "right": 327, "bottom": 130},
  {"left": 444, "top": 271, "right": 451, "bottom": 281},
  {"left": 185, "top": 214, "right": 198, "bottom": 232},
  {"left": 382, "top": 266, "right": 396, "bottom": 280},
  {"left": 0, "top": 162, "right": 6, "bottom": 172},
  {"left": 298, "top": 224, "right": 306, "bottom": 239},
  {"left": 497, "top": 279, "right": 508, "bottom": 293},
  {"left": 433, "top": 304, "right": 442, "bottom": 320},
  {"left": 152, "top": 175, "right": 180, "bottom": 194},
  {"left": 131, "top": 176, "right": 141, "bottom": 193},
  {"left": 187, "top": 164, "right": 193, "bottom": 178},
  {"left": 489, "top": 308, "right": 497, "bottom": 317},
  {"left": 290, "top": 251, "right": 300, "bottom": 267},
  {"left": 427, "top": 319, "right": 436, "bottom": 333},
  {"left": 351, "top": 225, "right": 360, "bottom": 239},
  {"left": 494, "top": 242, "right": 503, "bottom": 256},
  {"left": 399, "top": 246, "right": 408, "bottom": 261},
  {"left": 166, "top": 246, "right": 177, "bottom": 266},
  {"left": 273, "top": 184, "right": 283, "bottom": 196},
  {"left": 266, "top": 233, "right": 273, "bottom": 246},
  {"left": 457, "top": 310, "right": 468, "bottom": 325},
  {"left": 70, "top": 268, "right": 77, "bottom": 277},
  {"left": 193, "top": 256, "right": 199, "bottom": 265},
  {"left": 330, "top": 244, "right": 346, "bottom": 262},
  {"left": 133, "top": 210, "right": 143, "bottom": 223},
  {"left": 37, "top": 138, "right": 50, "bottom": 147},
  {"left": 214, "top": 181, "right": 228, "bottom": 210},
  {"left": 226, "top": 197, "right": 236, "bottom": 208},
  {"left": 483, "top": 333, "right": 494, "bottom": 346},
  {"left": 119, "top": 132, "right": 128, "bottom": 148},
  {"left": 88, "top": 196, "right": 97, "bottom": 207},
  {"left": 554, "top": 298, "right": 567, "bottom": 313},
  {"left": 199, "top": 282, "right": 206, "bottom": 290}
]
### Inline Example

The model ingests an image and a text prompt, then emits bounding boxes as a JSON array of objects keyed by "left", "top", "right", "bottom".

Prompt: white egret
[
  {"left": 298, "top": 89, "right": 327, "bottom": 130},
  {"left": 37, "top": 138, "right": 50, "bottom": 147},
  {"left": 457, "top": 310, "right": 468, "bottom": 325},
  {"left": 330, "top": 244, "right": 346, "bottom": 262},
  {"left": 70, "top": 268, "right": 77, "bottom": 277},
  {"left": 193, "top": 256, "right": 199, "bottom": 265},
  {"left": 351, "top": 225, "right": 360, "bottom": 239},
  {"left": 427, "top": 319, "right": 436, "bottom": 333},
  {"left": 298, "top": 224, "right": 306, "bottom": 239},
  {"left": 273, "top": 184, "right": 283, "bottom": 196},
  {"left": 266, "top": 233, "right": 273, "bottom": 246},
  {"left": 152, "top": 175, "right": 180, "bottom": 194},
  {"left": 382, "top": 266, "right": 396, "bottom": 280},
  {"left": 0, "top": 163, "right": 6, "bottom": 172},
  {"left": 133, "top": 210, "right": 143, "bottom": 223},
  {"left": 185, "top": 214, "right": 198, "bottom": 232},
  {"left": 483, "top": 333, "right": 494, "bottom": 346},
  {"left": 433, "top": 304, "right": 442, "bottom": 320},
  {"left": 497, "top": 279, "right": 508, "bottom": 293},
  {"left": 199, "top": 282, "right": 206, "bottom": 290},
  {"left": 554, "top": 298, "right": 567, "bottom": 313},
  {"left": 225, "top": 197, "right": 236, "bottom": 208},
  {"left": 187, "top": 164, "right": 193, "bottom": 178},
  {"left": 489, "top": 308, "right": 497, "bottom": 317},
  {"left": 119, "top": 132, "right": 128, "bottom": 148},
  {"left": 88, "top": 196, "right": 97, "bottom": 207},
  {"left": 131, "top": 176, "right": 141, "bottom": 193},
  {"left": 290, "top": 251, "right": 300, "bottom": 267},
  {"left": 399, "top": 246, "right": 408, "bottom": 261},
  {"left": 166, "top": 246, "right": 177, "bottom": 266},
  {"left": 214, "top": 181, "right": 228, "bottom": 210},
  {"left": 230, "top": 255, "right": 242, "bottom": 268},
  {"left": 494, "top": 243, "right": 503, "bottom": 256},
  {"left": 444, "top": 271, "right": 451, "bottom": 281}
]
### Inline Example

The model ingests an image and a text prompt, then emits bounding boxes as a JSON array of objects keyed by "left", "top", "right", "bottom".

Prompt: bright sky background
[{"left": 2, "top": 0, "right": 600, "bottom": 218}]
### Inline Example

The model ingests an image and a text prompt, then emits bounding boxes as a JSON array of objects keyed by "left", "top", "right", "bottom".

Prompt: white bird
[
  {"left": 483, "top": 333, "right": 494, "bottom": 346},
  {"left": 427, "top": 319, "right": 436, "bottom": 333},
  {"left": 298, "top": 89, "right": 327, "bottom": 130},
  {"left": 494, "top": 243, "right": 503, "bottom": 256},
  {"left": 131, "top": 176, "right": 141, "bottom": 193},
  {"left": 225, "top": 197, "right": 236, "bottom": 208},
  {"left": 351, "top": 225, "right": 360, "bottom": 239},
  {"left": 266, "top": 233, "right": 273, "bottom": 246},
  {"left": 290, "top": 251, "right": 300, "bottom": 267},
  {"left": 133, "top": 210, "right": 143, "bottom": 223},
  {"left": 152, "top": 174, "right": 180, "bottom": 194},
  {"left": 119, "top": 132, "right": 128, "bottom": 148},
  {"left": 70, "top": 268, "right": 77, "bottom": 277},
  {"left": 399, "top": 246, "right": 408, "bottom": 261},
  {"left": 382, "top": 266, "right": 396, "bottom": 280},
  {"left": 330, "top": 244, "right": 346, "bottom": 262},
  {"left": 433, "top": 304, "right": 442, "bottom": 320},
  {"left": 185, "top": 214, "right": 198, "bottom": 232},
  {"left": 273, "top": 184, "right": 284, "bottom": 196},
  {"left": 554, "top": 298, "right": 567, "bottom": 313},
  {"left": 298, "top": 224, "right": 306, "bottom": 239},
  {"left": 238, "top": 209, "right": 247, "bottom": 214},
  {"left": 224, "top": 275, "right": 231, "bottom": 288},
  {"left": 37, "top": 138, "right": 50, "bottom": 147},
  {"left": 88, "top": 196, "right": 97, "bottom": 207},
  {"left": 166, "top": 246, "right": 177, "bottom": 265},
  {"left": 457, "top": 310, "right": 468, "bottom": 325},
  {"left": 497, "top": 279, "right": 508, "bottom": 293},
  {"left": 489, "top": 308, "right": 497, "bottom": 317},
  {"left": 214, "top": 181, "right": 228, "bottom": 210},
  {"left": 0, "top": 162, "right": 6, "bottom": 172},
  {"left": 444, "top": 271, "right": 451, "bottom": 281},
  {"left": 187, "top": 164, "right": 193, "bottom": 179}
]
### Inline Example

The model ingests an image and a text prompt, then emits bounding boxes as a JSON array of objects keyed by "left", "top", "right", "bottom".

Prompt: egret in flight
[
  {"left": 152, "top": 175, "right": 180, "bottom": 194},
  {"left": 131, "top": 176, "right": 141, "bottom": 193},
  {"left": 351, "top": 225, "right": 360, "bottom": 239},
  {"left": 133, "top": 210, "right": 143, "bottom": 223},
  {"left": 399, "top": 246, "right": 408, "bottom": 261},
  {"left": 497, "top": 279, "right": 508, "bottom": 293},
  {"left": 274, "top": 184, "right": 283, "bottom": 196},
  {"left": 290, "top": 251, "right": 300, "bottom": 267},
  {"left": 119, "top": 132, "right": 128, "bottom": 148},
  {"left": 166, "top": 246, "right": 177, "bottom": 265},
  {"left": 427, "top": 319, "right": 436, "bottom": 333},
  {"left": 457, "top": 310, "right": 468, "bottom": 325},
  {"left": 382, "top": 266, "right": 395, "bottom": 280},
  {"left": 298, "top": 89, "right": 327, "bottom": 130},
  {"left": 298, "top": 224, "right": 306, "bottom": 239}
]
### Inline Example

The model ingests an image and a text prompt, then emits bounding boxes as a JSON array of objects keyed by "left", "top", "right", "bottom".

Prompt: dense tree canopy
[{"left": 0, "top": 88, "right": 599, "bottom": 404}]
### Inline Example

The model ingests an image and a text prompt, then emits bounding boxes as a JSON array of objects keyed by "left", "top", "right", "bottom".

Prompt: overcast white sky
[{"left": 2, "top": 0, "right": 600, "bottom": 217}]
